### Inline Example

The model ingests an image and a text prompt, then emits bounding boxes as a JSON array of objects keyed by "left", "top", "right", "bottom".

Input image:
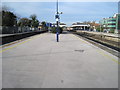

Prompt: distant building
[
  {"left": 52, "top": 23, "right": 66, "bottom": 27},
  {"left": 67, "top": 27, "right": 73, "bottom": 31},
  {"left": 71, "top": 22, "right": 90, "bottom": 30},
  {"left": 38, "top": 22, "right": 42, "bottom": 30},
  {"left": 99, "top": 13, "right": 120, "bottom": 33},
  {"left": 59, "top": 23, "right": 66, "bottom": 27}
]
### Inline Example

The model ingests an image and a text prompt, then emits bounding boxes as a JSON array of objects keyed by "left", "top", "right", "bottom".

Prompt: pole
[
  {"left": 56, "top": 0, "right": 59, "bottom": 42},
  {"left": 57, "top": 0, "right": 58, "bottom": 14},
  {"left": 100, "top": 24, "right": 102, "bottom": 40}
]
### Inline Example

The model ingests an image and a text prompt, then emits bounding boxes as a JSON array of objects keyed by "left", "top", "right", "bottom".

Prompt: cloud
[{"left": 2, "top": 2, "right": 118, "bottom": 26}]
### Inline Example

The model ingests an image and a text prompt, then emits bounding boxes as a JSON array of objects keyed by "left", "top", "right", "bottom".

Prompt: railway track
[{"left": 69, "top": 31, "right": 119, "bottom": 58}]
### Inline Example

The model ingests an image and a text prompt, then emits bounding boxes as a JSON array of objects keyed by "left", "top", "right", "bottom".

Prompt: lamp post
[{"left": 55, "top": 0, "right": 62, "bottom": 42}]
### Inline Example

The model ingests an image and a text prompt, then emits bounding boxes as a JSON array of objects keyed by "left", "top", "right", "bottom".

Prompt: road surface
[{"left": 1, "top": 32, "right": 118, "bottom": 88}]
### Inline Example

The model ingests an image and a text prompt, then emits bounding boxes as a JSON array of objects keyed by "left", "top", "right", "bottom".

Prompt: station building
[
  {"left": 99, "top": 13, "right": 120, "bottom": 33},
  {"left": 52, "top": 23, "right": 66, "bottom": 27},
  {"left": 71, "top": 22, "right": 90, "bottom": 31}
]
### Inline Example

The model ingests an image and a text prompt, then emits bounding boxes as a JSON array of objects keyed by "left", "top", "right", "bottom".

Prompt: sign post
[
  {"left": 56, "top": 0, "right": 59, "bottom": 42},
  {"left": 55, "top": 0, "right": 62, "bottom": 42}
]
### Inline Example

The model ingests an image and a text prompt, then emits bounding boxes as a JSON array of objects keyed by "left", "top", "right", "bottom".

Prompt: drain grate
[{"left": 74, "top": 50, "right": 84, "bottom": 52}]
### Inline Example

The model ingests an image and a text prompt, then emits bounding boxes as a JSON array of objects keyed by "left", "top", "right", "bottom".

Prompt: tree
[
  {"left": 2, "top": 5, "right": 11, "bottom": 12},
  {"left": 30, "top": 14, "right": 36, "bottom": 21},
  {"left": 41, "top": 21, "right": 46, "bottom": 28},
  {"left": 83, "top": 21, "right": 100, "bottom": 31},
  {"left": 30, "top": 14, "right": 39, "bottom": 28},
  {"left": 51, "top": 27, "right": 63, "bottom": 34},
  {"left": 2, "top": 10, "right": 17, "bottom": 26},
  {"left": 41, "top": 21, "right": 48, "bottom": 30},
  {"left": 17, "top": 18, "right": 31, "bottom": 27}
]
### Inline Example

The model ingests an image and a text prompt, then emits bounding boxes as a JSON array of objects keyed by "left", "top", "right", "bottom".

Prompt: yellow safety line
[
  {"left": 71, "top": 34, "right": 89, "bottom": 44},
  {"left": 97, "top": 50, "right": 120, "bottom": 64},
  {"left": 0, "top": 39, "right": 32, "bottom": 53},
  {"left": 71, "top": 34, "right": 119, "bottom": 64},
  {"left": 0, "top": 34, "right": 45, "bottom": 53}
]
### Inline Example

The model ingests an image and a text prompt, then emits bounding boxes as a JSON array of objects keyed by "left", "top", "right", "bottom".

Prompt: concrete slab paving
[{"left": 1, "top": 32, "right": 118, "bottom": 88}]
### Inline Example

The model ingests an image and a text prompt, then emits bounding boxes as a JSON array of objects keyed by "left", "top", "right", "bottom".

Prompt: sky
[
  {"left": 1, "top": 0, "right": 120, "bottom": 2},
  {"left": 2, "top": 2, "right": 118, "bottom": 26}
]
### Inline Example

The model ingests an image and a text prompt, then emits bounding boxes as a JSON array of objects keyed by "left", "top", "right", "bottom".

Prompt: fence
[{"left": 0, "top": 26, "right": 40, "bottom": 34}]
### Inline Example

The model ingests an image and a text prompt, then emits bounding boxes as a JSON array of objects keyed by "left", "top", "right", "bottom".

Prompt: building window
[
  {"left": 108, "top": 20, "right": 116, "bottom": 22},
  {"left": 108, "top": 23, "right": 116, "bottom": 25}
]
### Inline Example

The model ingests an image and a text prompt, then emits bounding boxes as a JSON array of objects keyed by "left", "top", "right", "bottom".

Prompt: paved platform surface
[{"left": 1, "top": 32, "right": 118, "bottom": 88}]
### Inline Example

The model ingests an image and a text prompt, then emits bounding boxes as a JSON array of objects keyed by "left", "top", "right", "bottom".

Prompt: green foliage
[
  {"left": 18, "top": 14, "right": 39, "bottom": 28},
  {"left": 51, "top": 27, "right": 56, "bottom": 33},
  {"left": 41, "top": 21, "right": 49, "bottom": 30},
  {"left": 17, "top": 18, "right": 31, "bottom": 27},
  {"left": 109, "top": 29, "right": 114, "bottom": 33},
  {"left": 96, "top": 27, "right": 104, "bottom": 32},
  {"left": 31, "top": 19, "right": 39, "bottom": 28},
  {"left": 96, "top": 27, "right": 100, "bottom": 32},
  {"left": 41, "top": 21, "right": 46, "bottom": 28},
  {"left": 51, "top": 27, "right": 63, "bottom": 34},
  {"left": 2, "top": 10, "right": 17, "bottom": 26},
  {"left": 30, "top": 14, "right": 36, "bottom": 21},
  {"left": 30, "top": 14, "right": 39, "bottom": 28}
]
